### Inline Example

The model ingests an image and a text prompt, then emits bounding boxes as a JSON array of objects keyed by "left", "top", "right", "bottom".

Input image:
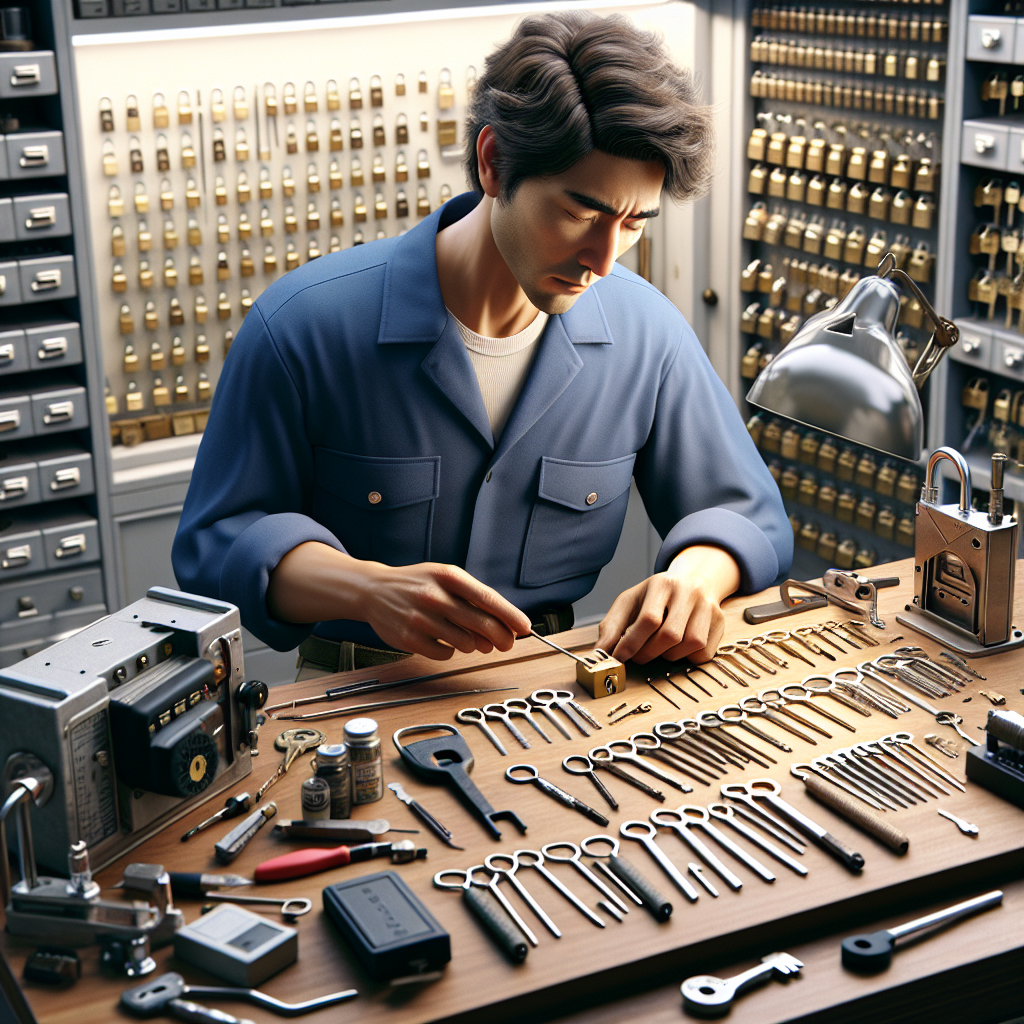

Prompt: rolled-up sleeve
[
  {"left": 172, "top": 306, "right": 346, "bottom": 650},
  {"left": 635, "top": 321, "right": 792, "bottom": 594}
]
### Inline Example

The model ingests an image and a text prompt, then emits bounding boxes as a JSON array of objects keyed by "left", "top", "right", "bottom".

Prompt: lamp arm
[{"left": 876, "top": 254, "right": 959, "bottom": 389}]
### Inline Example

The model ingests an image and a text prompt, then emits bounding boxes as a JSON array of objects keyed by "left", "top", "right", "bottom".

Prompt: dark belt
[{"left": 298, "top": 606, "right": 573, "bottom": 673}]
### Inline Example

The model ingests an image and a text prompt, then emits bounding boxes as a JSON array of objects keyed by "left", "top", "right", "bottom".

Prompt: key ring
[
  {"left": 580, "top": 834, "right": 621, "bottom": 858},
  {"left": 562, "top": 754, "right": 596, "bottom": 774},
  {"left": 505, "top": 764, "right": 540, "bottom": 783}
]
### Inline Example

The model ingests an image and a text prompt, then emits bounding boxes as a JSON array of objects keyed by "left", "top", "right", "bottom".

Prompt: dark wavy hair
[{"left": 465, "top": 11, "right": 715, "bottom": 203}]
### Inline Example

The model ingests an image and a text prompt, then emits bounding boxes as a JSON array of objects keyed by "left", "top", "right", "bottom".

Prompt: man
[{"left": 172, "top": 11, "right": 792, "bottom": 676}]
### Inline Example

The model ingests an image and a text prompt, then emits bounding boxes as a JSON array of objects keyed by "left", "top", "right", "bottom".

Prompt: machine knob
[{"left": 237, "top": 679, "right": 269, "bottom": 710}]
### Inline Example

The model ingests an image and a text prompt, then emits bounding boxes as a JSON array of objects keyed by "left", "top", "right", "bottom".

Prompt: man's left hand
[{"left": 595, "top": 545, "right": 741, "bottom": 665}]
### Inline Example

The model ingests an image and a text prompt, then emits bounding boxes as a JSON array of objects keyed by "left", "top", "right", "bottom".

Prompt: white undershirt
[{"left": 449, "top": 309, "right": 549, "bottom": 440}]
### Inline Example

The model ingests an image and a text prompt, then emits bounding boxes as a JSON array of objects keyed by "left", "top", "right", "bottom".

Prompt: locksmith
[{"left": 173, "top": 11, "right": 792, "bottom": 676}]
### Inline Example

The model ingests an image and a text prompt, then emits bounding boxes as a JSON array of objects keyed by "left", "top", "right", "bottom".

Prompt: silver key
[
  {"left": 934, "top": 711, "right": 975, "bottom": 743},
  {"left": 938, "top": 808, "right": 979, "bottom": 836},
  {"left": 681, "top": 951, "right": 803, "bottom": 1016},
  {"left": 483, "top": 703, "right": 531, "bottom": 749},
  {"left": 256, "top": 728, "right": 325, "bottom": 801},
  {"left": 456, "top": 707, "right": 508, "bottom": 756}
]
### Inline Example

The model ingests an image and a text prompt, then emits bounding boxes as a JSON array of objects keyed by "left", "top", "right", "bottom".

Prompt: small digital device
[
  {"left": 173, "top": 904, "right": 296, "bottom": 986},
  {"left": 323, "top": 870, "right": 450, "bottom": 982}
]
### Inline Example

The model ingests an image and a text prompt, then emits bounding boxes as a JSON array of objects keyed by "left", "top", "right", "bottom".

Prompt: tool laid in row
[{"left": 457, "top": 688, "right": 602, "bottom": 754}]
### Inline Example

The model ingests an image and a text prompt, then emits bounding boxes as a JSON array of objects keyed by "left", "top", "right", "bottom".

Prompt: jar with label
[
  {"left": 344, "top": 717, "right": 384, "bottom": 805},
  {"left": 301, "top": 776, "right": 331, "bottom": 821},
  {"left": 313, "top": 743, "right": 352, "bottom": 819}
]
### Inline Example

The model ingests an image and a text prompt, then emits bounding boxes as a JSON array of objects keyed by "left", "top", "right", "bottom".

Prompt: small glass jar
[{"left": 344, "top": 718, "right": 384, "bottom": 805}]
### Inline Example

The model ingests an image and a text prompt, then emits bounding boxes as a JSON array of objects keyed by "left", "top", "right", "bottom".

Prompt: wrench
[{"left": 681, "top": 951, "right": 804, "bottom": 1016}]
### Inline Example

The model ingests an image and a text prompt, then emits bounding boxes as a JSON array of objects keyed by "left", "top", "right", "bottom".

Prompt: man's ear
[{"left": 476, "top": 125, "right": 501, "bottom": 199}]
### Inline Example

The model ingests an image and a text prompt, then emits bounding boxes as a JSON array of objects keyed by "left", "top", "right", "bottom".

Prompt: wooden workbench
[{"left": 5, "top": 558, "right": 1024, "bottom": 1023}]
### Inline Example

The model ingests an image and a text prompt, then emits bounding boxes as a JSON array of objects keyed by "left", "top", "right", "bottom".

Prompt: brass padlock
[
  {"left": 805, "top": 138, "right": 826, "bottom": 172},
  {"left": 152, "top": 377, "right": 171, "bottom": 407},
  {"left": 197, "top": 372, "right": 211, "bottom": 403},
  {"left": 99, "top": 96, "right": 115, "bottom": 133},
  {"left": 217, "top": 214, "right": 230, "bottom": 244},
  {"left": 235, "top": 129, "right": 250, "bottom": 162},
  {"left": 149, "top": 340, "right": 165, "bottom": 370},
  {"left": 895, "top": 469, "right": 920, "bottom": 504},
  {"left": 222, "top": 329, "right": 234, "bottom": 356},
  {"left": 240, "top": 288, "right": 253, "bottom": 314},
  {"left": 798, "top": 473, "right": 819, "bottom": 507},
  {"left": 417, "top": 185, "right": 430, "bottom": 217},
  {"left": 889, "top": 189, "right": 911, "bottom": 225},
  {"left": 817, "top": 482, "right": 837, "bottom": 517},
  {"left": 853, "top": 546, "right": 876, "bottom": 571},
  {"left": 350, "top": 118, "right": 363, "bottom": 149},
  {"left": 785, "top": 135, "right": 806, "bottom": 169},
  {"left": 846, "top": 181, "right": 869, "bottom": 215},
  {"left": 843, "top": 226, "right": 867, "bottom": 263},
  {"left": 798, "top": 520, "right": 821, "bottom": 552},
  {"left": 846, "top": 146, "right": 867, "bottom": 180},
  {"left": 326, "top": 79, "right": 340, "bottom": 111},
  {"left": 780, "top": 466, "right": 800, "bottom": 501},
  {"left": 748, "top": 163, "right": 768, "bottom": 195},
  {"left": 329, "top": 161, "right": 343, "bottom": 190},
  {"left": 780, "top": 315, "right": 802, "bottom": 345},
  {"left": 168, "top": 298, "right": 184, "bottom": 327},
  {"left": 283, "top": 205, "right": 297, "bottom": 233},
  {"left": 740, "top": 259, "right": 762, "bottom": 292},
  {"left": 330, "top": 198, "right": 344, "bottom": 227},
  {"left": 216, "top": 250, "right": 230, "bottom": 280},
  {"left": 823, "top": 224, "right": 847, "bottom": 260},
  {"left": 855, "top": 452, "right": 878, "bottom": 489},
  {"left": 109, "top": 185, "right": 124, "bottom": 219},
  {"left": 868, "top": 187, "right": 891, "bottom": 220},
  {"left": 787, "top": 170, "right": 807, "bottom": 203},
  {"left": 123, "top": 383, "right": 143, "bottom": 414},
  {"left": 127, "top": 136, "right": 143, "bottom": 174},
  {"left": 163, "top": 257, "right": 177, "bottom": 288},
  {"left": 826, "top": 178, "right": 848, "bottom": 210},
  {"left": 419, "top": 111, "right": 429, "bottom": 133},
  {"left": 350, "top": 157, "right": 365, "bottom": 187},
  {"left": 125, "top": 93, "right": 141, "bottom": 131},
  {"left": 232, "top": 171, "right": 249, "bottom": 204},
  {"left": 761, "top": 210, "right": 787, "bottom": 246},
  {"left": 284, "top": 123, "right": 298, "bottom": 154},
  {"left": 189, "top": 255, "right": 203, "bottom": 286},
  {"left": 908, "top": 242, "right": 933, "bottom": 284},
  {"left": 437, "top": 120, "right": 457, "bottom": 148},
  {"left": 911, "top": 195, "right": 934, "bottom": 229},
  {"left": 889, "top": 153, "right": 911, "bottom": 189},
  {"left": 778, "top": 424, "right": 802, "bottom": 460},
  {"left": 417, "top": 150, "right": 431, "bottom": 179},
  {"left": 156, "top": 179, "right": 172, "bottom": 212},
  {"left": 742, "top": 202, "right": 768, "bottom": 241},
  {"left": 741, "top": 343, "right": 763, "bottom": 379},
  {"left": 765, "top": 131, "right": 787, "bottom": 165},
  {"left": 825, "top": 142, "right": 846, "bottom": 176},
  {"left": 305, "top": 121, "right": 318, "bottom": 153},
  {"left": 836, "top": 447, "right": 857, "bottom": 482},
  {"left": 211, "top": 88, "right": 226, "bottom": 123},
  {"left": 237, "top": 212, "right": 252, "bottom": 239},
  {"left": 993, "top": 388, "right": 1012, "bottom": 422},
  {"left": 177, "top": 89, "right": 192, "bottom": 125},
  {"left": 747, "top": 127, "right": 768, "bottom": 161},
  {"left": 240, "top": 247, "right": 255, "bottom": 277},
  {"left": 181, "top": 179, "right": 200, "bottom": 210},
  {"left": 282, "top": 167, "right": 296, "bottom": 197},
  {"left": 285, "top": 242, "right": 299, "bottom": 272},
  {"left": 213, "top": 175, "right": 227, "bottom": 207},
  {"left": 173, "top": 375, "right": 189, "bottom": 403},
  {"left": 194, "top": 295, "right": 208, "bottom": 323},
  {"left": 438, "top": 68, "right": 455, "bottom": 110},
  {"left": 875, "top": 462, "right": 898, "bottom": 497},
  {"left": 374, "top": 192, "right": 387, "bottom": 220},
  {"left": 784, "top": 213, "right": 807, "bottom": 249},
  {"left": 875, "top": 506, "right": 896, "bottom": 540},
  {"left": 349, "top": 76, "right": 363, "bottom": 109},
  {"left": 740, "top": 301, "right": 761, "bottom": 333},
  {"left": 864, "top": 230, "right": 888, "bottom": 266},
  {"left": 354, "top": 193, "right": 367, "bottom": 222},
  {"left": 218, "top": 291, "right": 231, "bottom": 318},
  {"left": 816, "top": 437, "right": 838, "bottom": 474},
  {"left": 163, "top": 219, "right": 178, "bottom": 249},
  {"left": 306, "top": 202, "right": 320, "bottom": 231},
  {"left": 282, "top": 82, "right": 297, "bottom": 115},
  {"left": 303, "top": 163, "right": 318, "bottom": 193},
  {"left": 895, "top": 515, "right": 914, "bottom": 547},
  {"left": 123, "top": 343, "right": 139, "bottom": 375},
  {"left": 144, "top": 302, "right": 158, "bottom": 331},
  {"left": 914, "top": 158, "right": 935, "bottom": 192},
  {"left": 836, "top": 489, "right": 857, "bottom": 523},
  {"left": 138, "top": 260, "right": 153, "bottom": 289},
  {"left": 814, "top": 531, "right": 837, "bottom": 562},
  {"left": 111, "top": 223, "right": 126, "bottom": 257}
]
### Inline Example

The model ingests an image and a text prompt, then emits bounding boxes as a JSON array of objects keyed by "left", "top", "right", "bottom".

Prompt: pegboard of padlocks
[{"left": 69, "top": 2, "right": 690, "bottom": 446}]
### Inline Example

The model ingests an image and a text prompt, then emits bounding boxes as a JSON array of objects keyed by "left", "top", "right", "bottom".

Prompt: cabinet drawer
[
  {"left": 19, "top": 255, "right": 76, "bottom": 303},
  {"left": 967, "top": 15, "right": 1017, "bottom": 62},
  {"left": 30, "top": 386, "right": 89, "bottom": 435},
  {"left": 0, "top": 199, "right": 13, "bottom": 242},
  {"left": 0, "top": 462, "right": 40, "bottom": 508},
  {"left": 0, "top": 527, "right": 42, "bottom": 580},
  {"left": 0, "top": 567, "right": 104, "bottom": 622},
  {"left": 42, "top": 517, "right": 99, "bottom": 570},
  {"left": 994, "top": 338, "right": 1024, "bottom": 382},
  {"left": 25, "top": 323, "right": 82, "bottom": 368},
  {"left": 13, "top": 194, "right": 71, "bottom": 241},
  {"left": 0, "top": 395, "right": 31, "bottom": 440},
  {"left": 0, "top": 329, "right": 28, "bottom": 376},
  {"left": 1009, "top": 128, "right": 1024, "bottom": 177},
  {"left": 0, "top": 53, "right": 57, "bottom": 99},
  {"left": 961, "top": 121, "right": 1009, "bottom": 170},
  {"left": 0, "top": 137, "right": 6, "bottom": 181},
  {"left": 0, "top": 261, "right": 22, "bottom": 306},
  {"left": 38, "top": 451, "right": 93, "bottom": 501},
  {"left": 6, "top": 131, "right": 66, "bottom": 179},
  {"left": 950, "top": 323, "right": 993, "bottom": 370}
]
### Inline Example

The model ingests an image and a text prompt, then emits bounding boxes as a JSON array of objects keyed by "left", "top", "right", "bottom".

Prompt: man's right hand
[{"left": 267, "top": 542, "right": 532, "bottom": 660}]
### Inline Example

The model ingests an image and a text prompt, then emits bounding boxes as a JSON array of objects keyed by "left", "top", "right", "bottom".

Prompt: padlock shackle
[{"left": 922, "top": 446, "right": 972, "bottom": 513}]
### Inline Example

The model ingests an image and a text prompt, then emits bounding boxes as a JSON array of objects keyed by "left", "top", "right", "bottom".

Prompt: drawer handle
[
  {"left": 19, "top": 145, "right": 49, "bottom": 168},
  {"left": 981, "top": 28, "right": 1002, "bottom": 48},
  {"left": 17, "top": 596, "right": 37, "bottom": 619},
  {"left": 37, "top": 336, "right": 67, "bottom": 360},
  {"left": 2, "top": 545, "right": 32, "bottom": 569},
  {"left": 50, "top": 467, "right": 80, "bottom": 490},
  {"left": 0, "top": 476, "right": 28, "bottom": 500},
  {"left": 961, "top": 336, "right": 980, "bottom": 354},
  {"left": 0, "top": 409, "right": 22, "bottom": 432},
  {"left": 1005, "top": 348, "right": 1024, "bottom": 369},
  {"left": 974, "top": 134, "right": 996, "bottom": 154},
  {"left": 24, "top": 206, "right": 56, "bottom": 230},
  {"left": 30, "top": 269, "right": 62, "bottom": 292},
  {"left": 54, "top": 533, "right": 86, "bottom": 559},
  {"left": 0, "top": 343, "right": 14, "bottom": 364},
  {"left": 42, "top": 400, "right": 74, "bottom": 425},
  {"left": 0, "top": 274, "right": 6, "bottom": 296},
  {"left": 10, "top": 64, "right": 41, "bottom": 86}
]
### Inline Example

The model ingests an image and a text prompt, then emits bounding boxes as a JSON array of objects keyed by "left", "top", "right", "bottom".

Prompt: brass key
[{"left": 256, "top": 728, "right": 326, "bottom": 801}]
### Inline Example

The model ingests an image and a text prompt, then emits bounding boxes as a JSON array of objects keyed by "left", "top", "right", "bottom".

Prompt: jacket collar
[{"left": 376, "top": 191, "right": 614, "bottom": 348}]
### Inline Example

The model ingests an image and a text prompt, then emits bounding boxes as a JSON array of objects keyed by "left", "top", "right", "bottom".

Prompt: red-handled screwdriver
[{"left": 254, "top": 839, "right": 427, "bottom": 882}]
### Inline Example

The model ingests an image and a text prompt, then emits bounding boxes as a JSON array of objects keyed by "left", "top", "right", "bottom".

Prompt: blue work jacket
[{"left": 173, "top": 192, "right": 792, "bottom": 652}]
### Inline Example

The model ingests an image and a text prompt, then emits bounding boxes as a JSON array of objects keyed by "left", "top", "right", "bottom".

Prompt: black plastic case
[{"left": 322, "top": 870, "right": 451, "bottom": 981}]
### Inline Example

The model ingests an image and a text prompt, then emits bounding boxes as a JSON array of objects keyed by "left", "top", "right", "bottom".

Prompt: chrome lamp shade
[{"left": 745, "top": 257, "right": 959, "bottom": 462}]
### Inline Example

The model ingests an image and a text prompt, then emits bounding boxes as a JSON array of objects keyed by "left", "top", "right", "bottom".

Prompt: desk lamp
[{"left": 747, "top": 254, "right": 1021, "bottom": 656}]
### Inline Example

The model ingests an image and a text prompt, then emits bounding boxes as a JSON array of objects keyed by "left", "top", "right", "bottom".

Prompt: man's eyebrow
[{"left": 565, "top": 190, "right": 660, "bottom": 219}]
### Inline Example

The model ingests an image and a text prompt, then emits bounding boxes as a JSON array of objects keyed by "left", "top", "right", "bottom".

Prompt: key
[
  {"left": 456, "top": 707, "right": 508, "bottom": 756},
  {"left": 180, "top": 792, "right": 252, "bottom": 841},
  {"left": 562, "top": 754, "right": 618, "bottom": 810},
  {"left": 256, "top": 728, "right": 326, "bottom": 801},
  {"left": 937, "top": 808, "right": 979, "bottom": 836},
  {"left": 505, "top": 764, "right": 609, "bottom": 826},
  {"left": 924, "top": 734, "right": 959, "bottom": 759},
  {"left": 934, "top": 711, "right": 975, "bottom": 743},
  {"left": 609, "top": 702, "right": 652, "bottom": 725},
  {"left": 681, "top": 952, "right": 804, "bottom": 1016},
  {"left": 688, "top": 862, "right": 719, "bottom": 898},
  {"left": 483, "top": 703, "right": 531, "bottom": 749},
  {"left": 503, "top": 698, "right": 552, "bottom": 743},
  {"left": 841, "top": 891, "right": 1003, "bottom": 971}
]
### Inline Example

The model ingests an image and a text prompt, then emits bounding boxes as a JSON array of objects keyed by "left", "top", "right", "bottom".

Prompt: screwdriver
[
  {"left": 254, "top": 840, "right": 427, "bottom": 882},
  {"left": 180, "top": 792, "right": 252, "bottom": 841}
]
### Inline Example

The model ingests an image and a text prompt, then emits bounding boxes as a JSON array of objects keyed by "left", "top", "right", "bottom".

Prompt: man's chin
[{"left": 527, "top": 288, "right": 585, "bottom": 316}]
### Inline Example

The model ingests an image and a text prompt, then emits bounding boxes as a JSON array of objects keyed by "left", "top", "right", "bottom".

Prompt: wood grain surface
[{"left": 5, "top": 558, "right": 1024, "bottom": 1024}]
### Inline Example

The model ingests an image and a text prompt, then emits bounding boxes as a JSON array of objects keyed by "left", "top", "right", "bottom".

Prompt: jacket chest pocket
[
  {"left": 519, "top": 454, "right": 636, "bottom": 588},
  {"left": 313, "top": 448, "right": 439, "bottom": 565}
]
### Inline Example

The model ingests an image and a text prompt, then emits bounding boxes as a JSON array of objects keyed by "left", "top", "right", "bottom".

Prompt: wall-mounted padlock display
[
  {"left": 237, "top": 212, "right": 252, "bottom": 239},
  {"left": 282, "top": 166, "right": 296, "bottom": 196},
  {"left": 156, "top": 134, "right": 170, "bottom": 172},
  {"left": 353, "top": 193, "right": 367, "bottom": 222},
  {"left": 330, "top": 119, "right": 343, "bottom": 151},
  {"left": 285, "top": 241, "right": 300, "bottom": 271},
  {"left": 329, "top": 161, "right": 342, "bottom": 189}
]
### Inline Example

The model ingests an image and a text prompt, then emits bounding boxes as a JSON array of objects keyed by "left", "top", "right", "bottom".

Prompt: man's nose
[{"left": 578, "top": 223, "right": 620, "bottom": 280}]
